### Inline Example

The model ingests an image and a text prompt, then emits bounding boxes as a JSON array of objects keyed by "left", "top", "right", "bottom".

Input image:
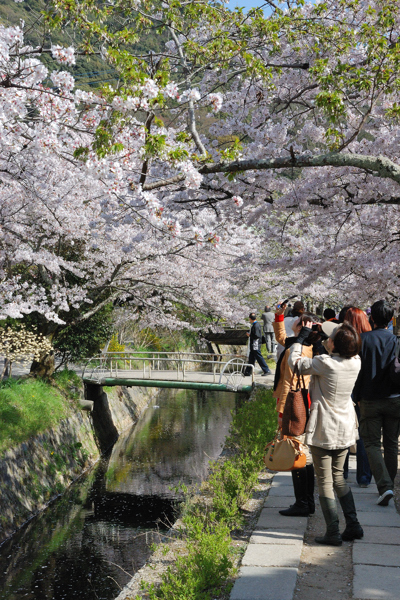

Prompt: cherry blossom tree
[
  {"left": 0, "top": 20, "right": 264, "bottom": 335},
  {"left": 2, "top": 0, "right": 400, "bottom": 340},
  {"left": 44, "top": 0, "right": 400, "bottom": 304}
]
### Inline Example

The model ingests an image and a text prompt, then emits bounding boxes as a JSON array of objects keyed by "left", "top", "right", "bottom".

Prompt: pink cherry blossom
[{"left": 51, "top": 45, "right": 76, "bottom": 66}]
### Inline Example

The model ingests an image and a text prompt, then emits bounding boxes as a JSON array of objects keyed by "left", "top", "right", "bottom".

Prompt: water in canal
[{"left": 0, "top": 388, "right": 240, "bottom": 600}]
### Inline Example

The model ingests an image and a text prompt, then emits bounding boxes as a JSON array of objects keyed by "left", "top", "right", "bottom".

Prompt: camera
[{"left": 311, "top": 323, "right": 328, "bottom": 340}]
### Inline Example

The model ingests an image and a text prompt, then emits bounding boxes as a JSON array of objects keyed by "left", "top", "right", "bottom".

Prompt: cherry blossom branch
[
  {"left": 168, "top": 26, "right": 207, "bottom": 156},
  {"left": 142, "top": 152, "right": 400, "bottom": 190},
  {"left": 70, "top": 294, "right": 120, "bottom": 325}
]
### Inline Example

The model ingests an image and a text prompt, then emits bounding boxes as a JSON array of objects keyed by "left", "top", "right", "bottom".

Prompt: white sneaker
[{"left": 376, "top": 490, "right": 394, "bottom": 506}]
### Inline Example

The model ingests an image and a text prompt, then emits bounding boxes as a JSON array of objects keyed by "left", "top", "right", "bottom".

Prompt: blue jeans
[{"left": 343, "top": 405, "right": 372, "bottom": 485}]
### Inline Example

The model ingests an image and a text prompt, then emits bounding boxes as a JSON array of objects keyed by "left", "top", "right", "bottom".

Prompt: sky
[{"left": 227, "top": 0, "right": 269, "bottom": 11}]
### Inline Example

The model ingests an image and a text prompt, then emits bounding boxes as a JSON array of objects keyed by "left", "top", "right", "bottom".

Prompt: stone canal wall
[{"left": 0, "top": 384, "right": 157, "bottom": 543}]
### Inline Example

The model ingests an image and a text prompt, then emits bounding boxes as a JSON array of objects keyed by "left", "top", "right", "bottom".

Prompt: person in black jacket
[
  {"left": 245, "top": 313, "right": 272, "bottom": 376},
  {"left": 354, "top": 300, "right": 400, "bottom": 506}
]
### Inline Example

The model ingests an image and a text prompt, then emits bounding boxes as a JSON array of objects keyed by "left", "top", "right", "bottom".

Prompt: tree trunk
[
  {"left": 0, "top": 358, "right": 10, "bottom": 381},
  {"left": 30, "top": 351, "right": 55, "bottom": 379}
]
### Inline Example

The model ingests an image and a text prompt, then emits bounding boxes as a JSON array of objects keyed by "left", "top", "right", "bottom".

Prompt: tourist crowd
[{"left": 247, "top": 300, "right": 400, "bottom": 546}]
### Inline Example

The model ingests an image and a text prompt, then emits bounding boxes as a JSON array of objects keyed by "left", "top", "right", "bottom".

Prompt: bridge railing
[
  {"left": 82, "top": 351, "right": 255, "bottom": 390},
  {"left": 94, "top": 351, "right": 246, "bottom": 373}
]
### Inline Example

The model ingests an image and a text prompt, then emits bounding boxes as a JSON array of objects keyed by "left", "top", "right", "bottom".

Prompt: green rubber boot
[
  {"left": 339, "top": 490, "right": 364, "bottom": 541},
  {"left": 315, "top": 497, "right": 342, "bottom": 546}
]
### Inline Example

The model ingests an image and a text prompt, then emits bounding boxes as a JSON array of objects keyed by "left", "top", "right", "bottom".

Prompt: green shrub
[
  {"left": 106, "top": 334, "right": 125, "bottom": 352},
  {"left": 226, "top": 387, "right": 277, "bottom": 459},
  {"left": 208, "top": 454, "right": 259, "bottom": 528},
  {"left": 144, "top": 519, "right": 233, "bottom": 600}
]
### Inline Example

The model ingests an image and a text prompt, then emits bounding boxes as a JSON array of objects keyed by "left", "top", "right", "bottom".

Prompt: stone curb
[{"left": 230, "top": 470, "right": 303, "bottom": 600}]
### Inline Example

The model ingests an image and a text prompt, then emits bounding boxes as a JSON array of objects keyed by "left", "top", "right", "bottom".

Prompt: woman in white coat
[{"left": 288, "top": 321, "right": 363, "bottom": 546}]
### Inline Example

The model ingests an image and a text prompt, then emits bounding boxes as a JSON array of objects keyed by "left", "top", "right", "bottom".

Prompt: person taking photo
[{"left": 288, "top": 321, "right": 363, "bottom": 545}]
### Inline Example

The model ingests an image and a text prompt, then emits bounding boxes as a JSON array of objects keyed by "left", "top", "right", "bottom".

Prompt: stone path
[{"left": 230, "top": 455, "right": 400, "bottom": 600}]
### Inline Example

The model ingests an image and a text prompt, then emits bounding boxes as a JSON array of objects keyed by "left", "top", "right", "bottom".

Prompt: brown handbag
[
  {"left": 264, "top": 432, "right": 307, "bottom": 471},
  {"left": 281, "top": 361, "right": 308, "bottom": 437}
]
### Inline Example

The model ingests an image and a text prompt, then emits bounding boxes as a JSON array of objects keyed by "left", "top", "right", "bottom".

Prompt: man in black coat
[
  {"left": 355, "top": 300, "right": 400, "bottom": 506},
  {"left": 245, "top": 313, "right": 272, "bottom": 376}
]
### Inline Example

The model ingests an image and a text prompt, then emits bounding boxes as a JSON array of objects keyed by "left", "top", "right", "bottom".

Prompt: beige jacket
[
  {"left": 273, "top": 319, "right": 312, "bottom": 414},
  {"left": 288, "top": 342, "right": 361, "bottom": 450}
]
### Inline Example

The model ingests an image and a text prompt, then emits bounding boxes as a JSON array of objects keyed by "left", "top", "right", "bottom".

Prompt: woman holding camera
[{"left": 288, "top": 321, "right": 363, "bottom": 545}]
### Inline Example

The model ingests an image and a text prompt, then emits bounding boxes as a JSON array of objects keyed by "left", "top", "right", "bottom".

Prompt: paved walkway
[{"left": 230, "top": 456, "right": 400, "bottom": 600}]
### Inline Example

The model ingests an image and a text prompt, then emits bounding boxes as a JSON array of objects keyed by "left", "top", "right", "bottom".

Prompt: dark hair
[
  {"left": 297, "top": 312, "right": 323, "bottom": 346},
  {"left": 249, "top": 312, "right": 257, "bottom": 320},
  {"left": 370, "top": 300, "right": 394, "bottom": 328},
  {"left": 298, "top": 311, "right": 322, "bottom": 326},
  {"left": 333, "top": 323, "right": 361, "bottom": 358},
  {"left": 323, "top": 308, "right": 336, "bottom": 321},
  {"left": 338, "top": 305, "right": 353, "bottom": 324},
  {"left": 292, "top": 301, "right": 305, "bottom": 317},
  {"left": 344, "top": 308, "right": 371, "bottom": 334}
]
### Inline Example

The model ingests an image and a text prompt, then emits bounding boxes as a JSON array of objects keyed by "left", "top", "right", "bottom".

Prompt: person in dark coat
[
  {"left": 323, "top": 308, "right": 339, "bottom": 323},
  {"left": 245, "top": 313, "right": 272, "bottom": 376},
  {"left": 354, "top": 300, "right": 400, "bottom": 506}
]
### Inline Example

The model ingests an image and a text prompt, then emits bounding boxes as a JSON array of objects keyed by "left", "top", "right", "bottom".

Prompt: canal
[{"left": 0, "top": 388, "right": 241, "bottom": 600}]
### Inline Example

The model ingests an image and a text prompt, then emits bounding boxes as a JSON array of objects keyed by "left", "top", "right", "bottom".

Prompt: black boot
[
  {"left": 279, "top": 468, "right": 310, "bottom": 516},
  {"left": 339, "top": 490, "right": 364, "bottom": 541},
  {"left": 315, "top": 497, "right": 342, "bottom": 546},
  {"left": 306, "top": 464, "right": 315, "bottom": 515}
]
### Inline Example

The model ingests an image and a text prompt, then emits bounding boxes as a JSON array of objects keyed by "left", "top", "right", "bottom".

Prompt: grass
[
  {"left": 0, "top": 370, "right": 82, "bottom": 455},
  {"left": 138, "top": 387, "right": 277, "bottom": 600},
  {"left": 53, "top": 369, "right": 82, "bottom": 403},
  {"left": 260, "top": 345, "right": 277, "bottom": 371}
]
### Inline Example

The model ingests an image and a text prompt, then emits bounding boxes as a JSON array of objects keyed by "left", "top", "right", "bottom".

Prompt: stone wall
[{"left": 0, "top": 385, "right": 157, "bottom": 543}]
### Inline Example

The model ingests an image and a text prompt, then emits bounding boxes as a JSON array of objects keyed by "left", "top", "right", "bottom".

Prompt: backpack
[{"left": 390, "top": 336, "right": 400, "bottom": 390}]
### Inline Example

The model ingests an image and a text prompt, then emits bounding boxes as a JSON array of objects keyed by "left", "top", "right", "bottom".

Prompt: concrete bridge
[{"left": 82, "top": 351, "right": 268, "bottom": 393}]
